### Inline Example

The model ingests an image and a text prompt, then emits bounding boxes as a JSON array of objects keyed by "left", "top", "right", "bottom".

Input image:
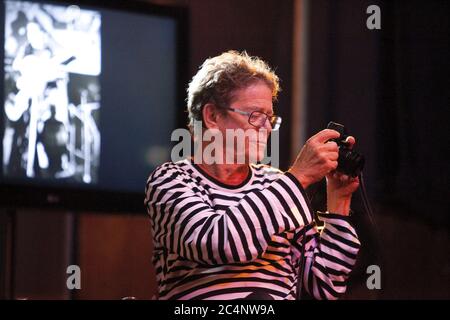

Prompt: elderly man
[{"left": 145, "top": 51, "right": 360, "bottom": 300}]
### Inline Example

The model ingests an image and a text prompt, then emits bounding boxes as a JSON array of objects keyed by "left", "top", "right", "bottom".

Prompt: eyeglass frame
[{"left": 217, "top": 105, "right": 282, "bottom": 130}]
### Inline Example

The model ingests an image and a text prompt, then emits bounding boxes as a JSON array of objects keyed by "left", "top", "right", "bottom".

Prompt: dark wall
[
  {"left": 305, "top": 0, "right": 449, "bottom": 298},
  {"left": 307, "top": 0, "right": 449, "bottom": 224},
  {"left": 376, "top": 0, "right": 449, "bottom": 225}
]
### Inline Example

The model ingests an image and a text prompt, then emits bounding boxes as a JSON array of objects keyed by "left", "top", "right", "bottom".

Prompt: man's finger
[
  {"left": 321, "top": 141, "right": 339, "bottom": 152},
  {"left": 344, "top": 136, "right": 356, "bottom": 148},
  {"left": 313, "top": 129, "right": 341, "bottom": 144}
]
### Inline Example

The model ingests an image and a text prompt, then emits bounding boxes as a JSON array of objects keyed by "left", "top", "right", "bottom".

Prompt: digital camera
[{"left": 327, "top": 121, "right": 365, "bottom": 177}]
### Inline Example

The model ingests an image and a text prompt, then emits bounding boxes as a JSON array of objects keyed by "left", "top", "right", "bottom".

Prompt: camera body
[{"left": 327, "top": 121, "right": 365, "bottom": 177}]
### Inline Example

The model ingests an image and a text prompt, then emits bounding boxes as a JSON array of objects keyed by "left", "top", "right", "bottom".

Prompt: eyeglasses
[{"left": 220, "top": 106, "right": 282, "bottom": 131}]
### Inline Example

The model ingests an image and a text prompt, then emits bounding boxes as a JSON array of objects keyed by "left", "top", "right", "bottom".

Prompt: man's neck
[{"left": 194, "top": 160, "right": 250, "bottom": 186}]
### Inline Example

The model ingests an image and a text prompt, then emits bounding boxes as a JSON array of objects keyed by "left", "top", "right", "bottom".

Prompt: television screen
[{"left": 0, "top": 0, "right": 187, "bottom": 212}]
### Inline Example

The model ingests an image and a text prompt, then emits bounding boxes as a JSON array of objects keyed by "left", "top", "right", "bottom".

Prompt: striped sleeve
[
  {"left": 144, "top": 164, "right": 313, "bottom": 265},
  {"left": 292, "top": 213, "right": 360, "bottom": 300}
]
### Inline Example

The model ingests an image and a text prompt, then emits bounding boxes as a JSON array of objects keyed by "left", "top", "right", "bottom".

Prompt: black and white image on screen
[{"left": 2, "top": 0, "right": 101, "bottom": 184}]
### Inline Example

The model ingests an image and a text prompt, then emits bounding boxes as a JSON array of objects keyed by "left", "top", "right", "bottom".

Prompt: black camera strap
[
  {"left": 296, "top": 181, "right": 321, "bottom": 300},
  {"left": 296, "top": 225, "right": 307, "bottom": 299}
]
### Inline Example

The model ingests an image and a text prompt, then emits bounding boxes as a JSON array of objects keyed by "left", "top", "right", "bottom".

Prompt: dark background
[{"left": 1, "top": 0, "right": 448, "bottom": 299}]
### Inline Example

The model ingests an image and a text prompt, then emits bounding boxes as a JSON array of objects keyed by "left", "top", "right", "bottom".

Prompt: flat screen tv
[{"left": 0, "top": 0, "right": 188, "bottom": 212}]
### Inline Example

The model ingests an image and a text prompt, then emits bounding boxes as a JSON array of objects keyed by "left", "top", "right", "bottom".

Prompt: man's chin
[{"left": 247, "top": 148, "right": 267, "bottom": 164}]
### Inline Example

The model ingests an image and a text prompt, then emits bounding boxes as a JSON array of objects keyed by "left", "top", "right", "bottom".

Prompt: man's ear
[{"left": 202, "top": 103, "right": 220, "bottom": 129}]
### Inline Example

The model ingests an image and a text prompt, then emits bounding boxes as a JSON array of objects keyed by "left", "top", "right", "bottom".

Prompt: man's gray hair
[{"left": 186, "top": 50, "right": 280, "bottom": 130}]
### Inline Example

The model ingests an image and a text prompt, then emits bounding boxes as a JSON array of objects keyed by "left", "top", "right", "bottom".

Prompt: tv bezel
[{"left": 0, "top": 0, "right": 189, "bottom": 213}]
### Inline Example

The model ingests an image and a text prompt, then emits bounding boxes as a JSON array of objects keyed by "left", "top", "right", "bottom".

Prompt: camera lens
[{"left": 338, "top": 148, "right": 365, "bottom": 177}]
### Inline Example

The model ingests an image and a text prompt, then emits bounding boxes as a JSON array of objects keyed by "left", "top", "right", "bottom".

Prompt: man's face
[{"left": 216, "top": 81, "right": 274, "bottom": 164}]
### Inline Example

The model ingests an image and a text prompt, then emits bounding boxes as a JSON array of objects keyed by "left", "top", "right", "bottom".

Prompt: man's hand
[
  {"left": 326, "top": 136, "right": 360, "bottom": 215},
  {"left": 289, "top": 129, "right": 341, "bottom": 189}
]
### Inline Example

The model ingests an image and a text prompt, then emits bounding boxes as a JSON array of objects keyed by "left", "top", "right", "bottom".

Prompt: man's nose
[{"left": 262, "top": 118, "right": 272, "bottom": 132}]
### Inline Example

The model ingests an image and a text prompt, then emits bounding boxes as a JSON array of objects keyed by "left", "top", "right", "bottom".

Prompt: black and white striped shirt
[{"left": 144, "top": 158, "right": 360, "bottom": 300}]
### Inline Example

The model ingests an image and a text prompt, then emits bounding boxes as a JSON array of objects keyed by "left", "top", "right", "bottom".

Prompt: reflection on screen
[
  {"left": 3, "top": 0, "right": 101, "bottom": 184},
  {"left": 0, "top": 0, "right": 178, "bottom": 195}
]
